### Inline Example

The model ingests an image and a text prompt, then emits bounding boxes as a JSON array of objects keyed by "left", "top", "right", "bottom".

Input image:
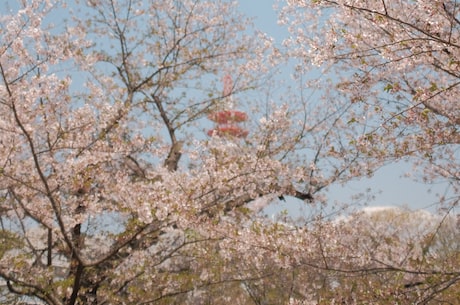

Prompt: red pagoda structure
[{"left": 207, "top": 75, "right": 248, "bottom": 138}]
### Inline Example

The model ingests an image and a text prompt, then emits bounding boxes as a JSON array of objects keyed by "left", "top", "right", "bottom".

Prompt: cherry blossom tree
[
  {"left": 2, "top": 0, "right": 458, "bottom": 304},
  {"left": 276, "top": 0, "right": 460, "bottom": 302},
  {"left": 333, "top": 207, "right": 460, "bottom": 304},
  {"left": 279, "top": 0, "right": 459, "bottom": 199},
  {"left": 284, "top": 207, "right": 459, "bottom": 304},
  {"left": 0, "top": 0, "right": 347, "bottom": 304},
  {"left": 0, "top": 0, "right": 279, "bottom": 304}
]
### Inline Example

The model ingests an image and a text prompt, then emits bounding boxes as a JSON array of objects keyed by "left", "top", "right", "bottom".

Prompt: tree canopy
[{"left": 0, "top": 0, "right": 458, "bottom": 304}]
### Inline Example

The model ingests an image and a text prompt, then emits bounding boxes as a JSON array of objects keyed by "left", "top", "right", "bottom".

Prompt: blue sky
[{"left": 237, "top": 0, "right": 451, "bottom": 214}]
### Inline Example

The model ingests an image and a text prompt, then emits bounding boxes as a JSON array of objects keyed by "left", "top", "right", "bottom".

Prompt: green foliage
[{"left": 0, "top": 230, "right": 23, "bottom": 258}]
